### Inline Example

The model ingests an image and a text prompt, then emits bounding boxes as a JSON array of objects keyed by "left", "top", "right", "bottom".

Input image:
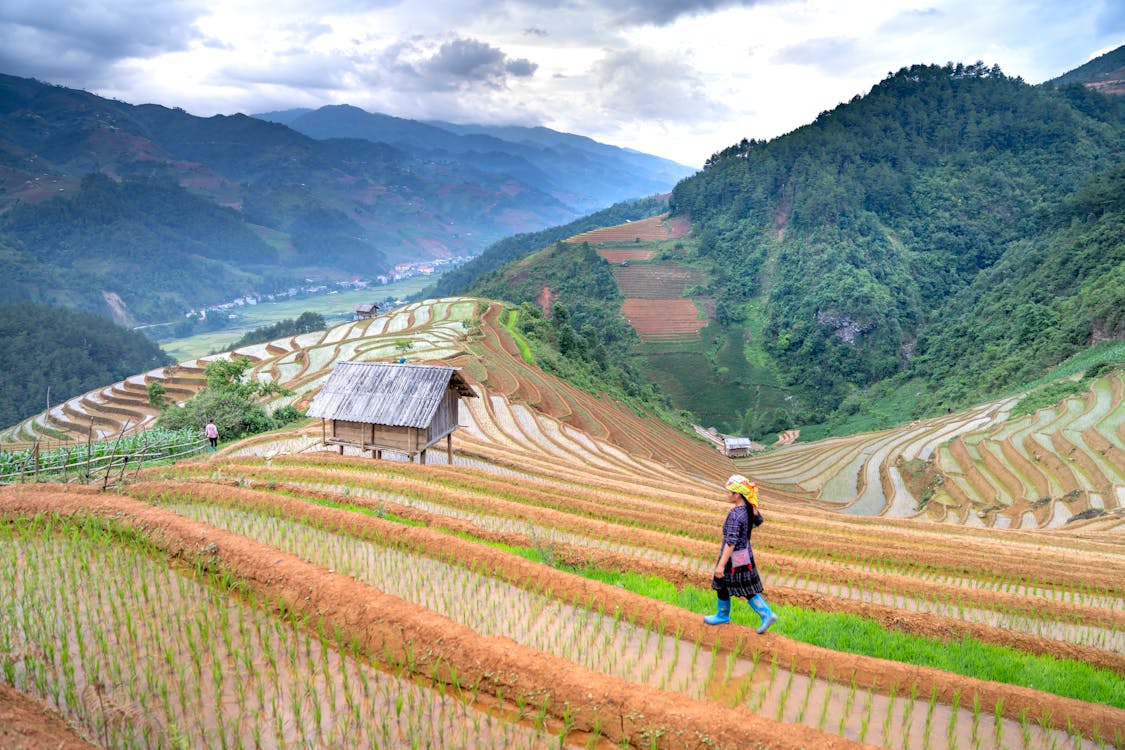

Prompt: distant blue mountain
[{"left": 254, "top": 105, "right": 695, "bottom": 215}]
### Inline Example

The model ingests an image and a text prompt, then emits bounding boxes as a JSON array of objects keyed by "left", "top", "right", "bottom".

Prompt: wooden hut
[
  {"left": 307, "top": 362, "right": 476, "bottom": 463},
  {"left": 723, "top": 436, "right": 755, "bottom": 458},
  {"left": 355, "top": 302, "right": 380, "bottom": 319}
]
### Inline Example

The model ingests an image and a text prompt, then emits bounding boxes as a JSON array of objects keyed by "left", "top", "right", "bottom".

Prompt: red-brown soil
[
  {"left": 621, "top": 298, "right": 707, "bottom": 338},
  {"left": 598, "top": 249, "right": 656, "bottom": 263},
  {"left": 0, "top": 486, "right": 864, "bottom": 750},
  {"left": 137, "top": 463, "right": 1125, "bottom": 675},
  {"left": 567, "top": 215, "right": 685, "bottom": 245},
  {"left": 0, "top": 682, "right": 98, "bottom": 750}
]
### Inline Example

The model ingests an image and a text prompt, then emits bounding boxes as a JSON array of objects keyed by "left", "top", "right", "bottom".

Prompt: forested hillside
[
  {"left": 0, "top": 303, "right": 171, "bottom": 428},
  {"left": 425, "top": 194, "right": 670, "bottom": 299},
  {"left": 0, "top": 73, "right": 683, "bottom": 325},
  {"left": 668, "top": 62, "right": 1125, "bottom": 424},
  {"left": 447, "top": 61, "right": 1125, "bottom": 436}
]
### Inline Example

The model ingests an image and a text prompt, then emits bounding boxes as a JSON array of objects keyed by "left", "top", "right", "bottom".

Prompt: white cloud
[{"left": 0, "top": 0, "right": 1121, "bottom": 166}]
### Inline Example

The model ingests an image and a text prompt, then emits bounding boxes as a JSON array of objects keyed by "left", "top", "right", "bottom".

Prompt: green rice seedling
[
  {"left": 970, "top": 691, "right": 982, "bottom": 750},
  {"left": 795, "top": 664, "right": 817, "bottom": 724},
  {"left": 817, "top": 675, "right": 835, "bottom": 731},
  {"left": 840, "top": 674, "right": 858, "bottom": 736},
  {"left": 901, "top": 684, "right": 919, "bottom": 750},
  {"left": 775, "top": 657, "right": 797, "bottom": 722},
  {"left": 923, "top": 684, "right": 939, "bottom": 748},
  {"left": 859, "top": 680, "right": 876, "bottom": 744},
  {"left": 994, "top": 699, "right": 1005, "bottom": 749},
  {"left": 943, "top": 688, "right": 962, "bottom": 749}
]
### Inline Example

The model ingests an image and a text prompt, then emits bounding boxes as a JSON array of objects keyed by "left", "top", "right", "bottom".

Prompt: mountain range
[
  {"left": 0, "top": 73, "right": 690, "bottom": 325},
  {"left": 456, "top": 52, "right": 1125, "bottom": 436},
  {"left": 3, "top": 46, "right": 1124, "bottom": 438}
]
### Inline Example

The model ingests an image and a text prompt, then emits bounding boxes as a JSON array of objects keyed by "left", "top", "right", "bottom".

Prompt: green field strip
[{"left": 771, "top": 570, "right": 1125, "bottom": 653}]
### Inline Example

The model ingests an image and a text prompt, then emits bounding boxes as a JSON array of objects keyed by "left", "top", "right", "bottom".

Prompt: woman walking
[
  {"left": 704, "top": 474, "right": 779, "bottom": 634},
  {"left": 205, "top": 419, "right": 219, "bottom": 452}
]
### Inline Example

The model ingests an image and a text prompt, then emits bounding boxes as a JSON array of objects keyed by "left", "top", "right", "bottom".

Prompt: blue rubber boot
[
  {"left": 749, "top": 594, "right": 778, "bottom": 634},
  {"left": 704, "top": 597, "right": 731, "bottom": 625}
]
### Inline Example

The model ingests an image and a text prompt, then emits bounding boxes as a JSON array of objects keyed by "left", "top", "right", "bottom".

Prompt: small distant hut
[
  {"left": 307, "top": 362, "right": 476, "bottom": 463},
  {"left": 355, "top": 302, "right": 380, "bottom": 319},
  {"left": 723, "top": 436, "right": 755, "bottom": 458}
]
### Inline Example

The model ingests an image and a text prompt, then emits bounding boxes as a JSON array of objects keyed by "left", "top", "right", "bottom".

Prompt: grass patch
[
  {"left": 1022, "top": 341, "right": 1125, "bottom": 389},
  {"left": 438, "top": 528, "right": 1125, "bottom": 709},
  {"left": 1009, "top": 379, "right": 1088, "bottom": 419},
  {"left": 572, "top": 566, "right": 1125, "bottom": 710},
  {"left": 500, "top": 308, "right": 536, "bottom": 364}
]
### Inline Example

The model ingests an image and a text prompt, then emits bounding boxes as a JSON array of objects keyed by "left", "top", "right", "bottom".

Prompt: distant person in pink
[{"left": 205, "top": 419, "right": 219, "bottom": 451}]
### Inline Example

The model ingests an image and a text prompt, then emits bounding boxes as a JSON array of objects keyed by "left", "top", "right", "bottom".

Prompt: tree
[
  {"left": 146, "top": 381, "right": 167, "bottom": 408},
  {"left": 156, "top": 355, "right": 296, "bottom": 440}
]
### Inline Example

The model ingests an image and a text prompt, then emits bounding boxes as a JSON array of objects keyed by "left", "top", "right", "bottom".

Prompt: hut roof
[
  {"left": 307, "top": 362, "right": 475, "bottom": 428},
  {"left": 723, "top": 437, "right": 753, "bottom": 450}
]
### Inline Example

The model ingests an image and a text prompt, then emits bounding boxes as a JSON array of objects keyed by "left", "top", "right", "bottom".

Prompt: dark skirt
[{"left": 711, "top": 550, "right": 764, "bottom": 598}]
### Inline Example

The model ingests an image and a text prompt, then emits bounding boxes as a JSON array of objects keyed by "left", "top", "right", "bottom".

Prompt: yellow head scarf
[{"left": 725, "top": 474, "right": 759, "bottom": 506}]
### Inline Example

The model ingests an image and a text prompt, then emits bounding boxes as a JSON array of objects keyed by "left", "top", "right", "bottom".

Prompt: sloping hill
[
  {"left": 3, "top": 296, "right": 1125, "bottom": 748},
  {"left": 6, "top": 297, "right": 1122, "bottom": 534},
  {"left": 0, "top": 73, "right": 685, "bottom": 324},
  {"left": 3, "top": 311, "right": 1124, "bottom": 747}
]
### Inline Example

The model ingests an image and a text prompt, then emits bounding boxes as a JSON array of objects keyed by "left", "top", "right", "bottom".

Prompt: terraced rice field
[
  {"left": 3, "top": 443, "right": 1122, "bottom": 748},
  {"left": 737, "top": 373, "right": 1125, "bottom": 531},
  {"left": 566, "top": 214, "right": 689, "bottom": 245},
  {"left": 621, "top": 298, "right": 708, "bottom": 340},
  {"left": 3, "top": 295, "right": 1124, "bottom": 749},
  {"left": 612, "top": 263, "right": 706, "bottom": 299}
]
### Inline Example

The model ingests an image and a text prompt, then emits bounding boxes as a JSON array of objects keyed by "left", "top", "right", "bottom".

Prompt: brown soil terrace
[
  {"left": 0, "top": 682, "right": 98, "bottom": 750},
  {"left": 566, "top": 214, "right": 688, "bottom": 245},
  {"left": 621, "top": 298, "right": 707, "bottom": 339},
  {"left": 55, "top": 470, "right": 1125, "bottom": 738},
  {"left": 0, "top": 485, "right": 862, "bottom": 750},
  {"left": 135, "top": 468, "right": 1125, "bottom": 677}
]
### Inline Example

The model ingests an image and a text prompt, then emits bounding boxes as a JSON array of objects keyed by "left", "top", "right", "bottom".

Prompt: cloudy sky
[{"left": 2, "top": 0, "right": 1122, "bottom": 167}]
